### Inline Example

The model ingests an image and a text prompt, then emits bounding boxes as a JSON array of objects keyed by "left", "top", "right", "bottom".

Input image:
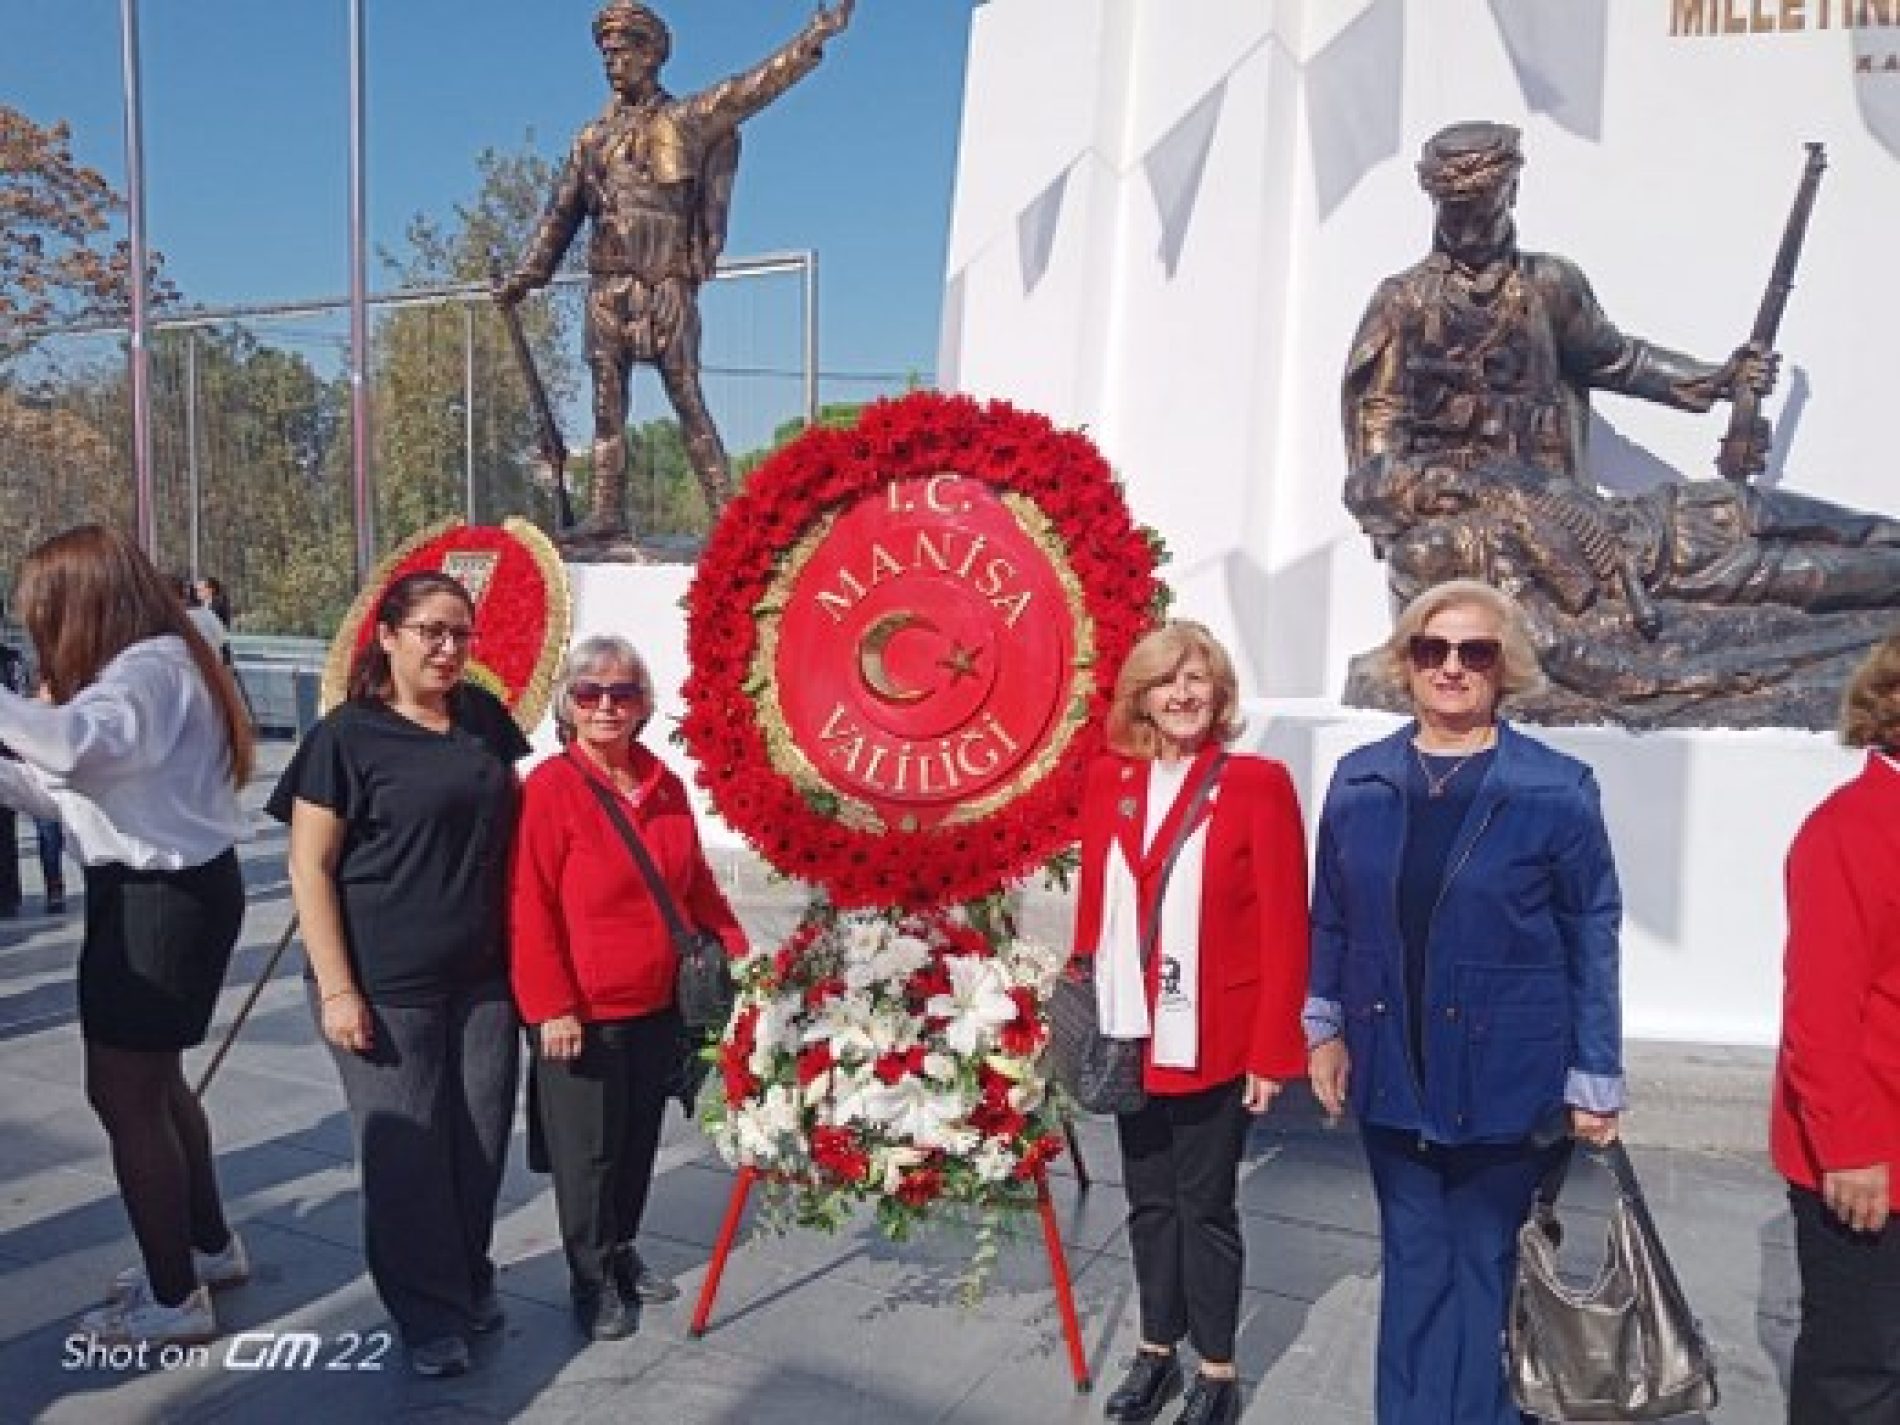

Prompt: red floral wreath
[
  {"left": 682, "top": 390, "right": 1161, "bottom": 907},
  {"left": 319, "top": 517, "right": 570, "bottom": 731}
]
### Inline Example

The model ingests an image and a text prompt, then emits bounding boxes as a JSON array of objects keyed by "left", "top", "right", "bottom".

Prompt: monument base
[{"left": 1343, "top": 604, "right": 1892, "bottom": 733}]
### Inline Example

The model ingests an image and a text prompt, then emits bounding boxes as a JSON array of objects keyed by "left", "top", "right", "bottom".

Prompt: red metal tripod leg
[
  {"left": 689, "top": 1165, "right": 757, "bottom": 1338},
  {"left": 1034, "top": 1165, "right": 1092, "bottom": 1392}
]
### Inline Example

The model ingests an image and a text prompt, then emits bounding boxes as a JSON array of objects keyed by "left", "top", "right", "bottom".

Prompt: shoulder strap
[
  {"left": 1138, "top": 752, "right": 1228, "bottom": 968},
  {"left": 570, "top": 755, "right": 696, "bottom": 944}
]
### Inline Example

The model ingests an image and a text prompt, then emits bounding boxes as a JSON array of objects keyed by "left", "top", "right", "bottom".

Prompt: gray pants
[{"left": 313, "top": 976, "right": 519, "bottom": 1345}]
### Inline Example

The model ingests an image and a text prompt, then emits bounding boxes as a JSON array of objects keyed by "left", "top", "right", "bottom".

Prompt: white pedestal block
[{"left": 1245, "top": 700, "right": 1862, "bottom": 1048}]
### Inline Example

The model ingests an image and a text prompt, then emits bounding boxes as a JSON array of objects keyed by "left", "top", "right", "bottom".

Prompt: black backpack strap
[{"left": 568, "top": 754, "right": 695, "bottom": 946}]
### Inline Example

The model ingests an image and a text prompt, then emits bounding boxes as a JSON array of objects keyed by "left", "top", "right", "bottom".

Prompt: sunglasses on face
[
  {"left": 1408, "top": 635, "right": 1503, "bottom": 674},
  {"left": 570, "top": 680, "right": 647, "bottom": 710}
]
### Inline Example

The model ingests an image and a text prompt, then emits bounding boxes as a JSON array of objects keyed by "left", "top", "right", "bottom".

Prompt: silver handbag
[
  {"left": 1047, "top": 754, "right": 1227, "bottom": 1117},
  {"left": 1508, "top": 1142, "right": 1718, "bottom": 1422}
]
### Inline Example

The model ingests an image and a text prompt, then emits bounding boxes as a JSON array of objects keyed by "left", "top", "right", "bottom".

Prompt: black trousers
[
  {"left": 0, "top": 805, "right": 19, "bottom": 911},
  {"left": 534, "top": 1008, "right": 680, "bottom": 1296},
  {"left": 316, "top": 976, "right": 519, "bottom": 1346},
  {"left": 1115, "top": 1077, "right": 1251, "bottom": 1362},
  {"left": 1790, "top": 1184, "right": 1900, "bottom": 1424}
]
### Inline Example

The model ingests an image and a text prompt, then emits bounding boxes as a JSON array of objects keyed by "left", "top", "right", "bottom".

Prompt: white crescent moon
[{"left": 858, "top": 612, "right": 939, "bottom": 704}]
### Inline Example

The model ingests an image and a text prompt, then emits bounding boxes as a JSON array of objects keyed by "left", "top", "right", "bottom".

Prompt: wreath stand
[{"left": 690, "top": 1123, "right": 1096, "bottom": 1392}]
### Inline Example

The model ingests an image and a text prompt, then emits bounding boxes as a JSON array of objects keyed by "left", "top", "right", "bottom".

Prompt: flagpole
[
  {"left": 118, "top": 0, "right": 156, "bottom": 555},
  {"left": 347, "top": 0, "right": 375, "bottom": 582}
]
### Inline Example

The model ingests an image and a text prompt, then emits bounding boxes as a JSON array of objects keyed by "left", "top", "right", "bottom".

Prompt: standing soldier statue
[{"left": 498, "top": 0, "right": 855, "bottom": 548}]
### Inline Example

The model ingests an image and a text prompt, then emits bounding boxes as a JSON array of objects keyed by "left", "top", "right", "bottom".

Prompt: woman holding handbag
[
  {"left": 1305, "top": 579, "right": 1625, "bottom": 1425},
  {"left": 510, "top": 635, "right": 748, "bottom": 1342},
  {"left": 1069, "top": 621, "right": 1310, "bottom": 1425}
]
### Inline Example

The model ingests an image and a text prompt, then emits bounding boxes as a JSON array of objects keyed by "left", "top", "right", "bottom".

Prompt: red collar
[{"left": 564, "top": 741, "right": 666, "bottom": 807}]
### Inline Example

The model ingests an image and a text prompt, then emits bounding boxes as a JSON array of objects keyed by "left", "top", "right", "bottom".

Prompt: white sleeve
[
  {"left": 0, "top": 661, "right": 179, "bottom": 781},
  {"left": 0, "top": 758, "right": 61, "bottom": 820}
]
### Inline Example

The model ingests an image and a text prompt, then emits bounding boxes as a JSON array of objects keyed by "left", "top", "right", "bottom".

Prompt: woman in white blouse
[{"left": 0, "top": 525, "right": 255, "bottom": 1348}]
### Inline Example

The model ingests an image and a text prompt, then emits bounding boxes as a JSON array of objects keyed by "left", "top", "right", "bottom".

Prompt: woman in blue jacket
[{"left": 1305, "top": 579, "right": 1624, "bottom": 1425}]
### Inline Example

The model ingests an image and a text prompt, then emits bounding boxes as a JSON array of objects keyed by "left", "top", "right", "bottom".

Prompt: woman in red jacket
[
  {"left": 511, "top": 635, "right": 747, "bottom": 1342},
  {"left": 1774, "top": 627, "right": 1900, "bottom": 1423},
  {"left": 1071, "top": 621, "right": 1310, "bottom": 1425}
]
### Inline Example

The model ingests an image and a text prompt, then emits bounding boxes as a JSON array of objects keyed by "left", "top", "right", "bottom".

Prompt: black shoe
[
  {"left": 571, "top": 1282, "right": 637, "bottom": 1342},
  {"left": 1104, "top": 1351, "right": 1182, "bottom": 1422},
  {"left": 613, "top": 1244, "right": 680, "bottom": 1305},
  {"left": 468, "top": 1286, "right": 505, "bottom": 1335},
  {"left": 45, "top": 891, "right": 64, "bottom": 915},
  {"left": 1173, "top": 1374, "right": 1240, "bottom": 1425}
]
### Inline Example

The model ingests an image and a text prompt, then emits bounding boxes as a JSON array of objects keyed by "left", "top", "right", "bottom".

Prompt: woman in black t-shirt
[{"left": 268, "top": 571, "right": 529, "bottom": 1379}]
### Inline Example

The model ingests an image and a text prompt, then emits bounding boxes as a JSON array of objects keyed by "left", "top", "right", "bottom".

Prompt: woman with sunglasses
[
  {"left": 510, "top": 636, "right": 746, "bottom": 1343},
  {"left": 1305, "top": 579, "right": 1625, "bottom": 1425},
  {"left": 268, "top": 570, "right": 529, "bottom": 1378}
]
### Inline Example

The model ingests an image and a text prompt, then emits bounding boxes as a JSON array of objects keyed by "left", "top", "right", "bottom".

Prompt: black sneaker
[
  {"left": 572, "top": 1282, "right": 637, "bottom": 1342},
  {"left": 613, "top": 1243, "right": 680, "bottom": 1304},
  {"left": 1104, "top": 1351, "right": 1182, "bottom": 1422},
  {"left": 468, "top": 1286, "right": 505, "bottom": 1335},
  {"left": 1173, "top": 1374, "right": 1240, "bottom": 1425},
  {"left": 45, "top": 891, "right": 65, "bottom": 915}
]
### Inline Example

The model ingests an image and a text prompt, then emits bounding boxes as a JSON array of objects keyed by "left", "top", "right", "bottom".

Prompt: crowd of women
[{"left": 0, "top": 525, "right": 1892, "bottom": 1422}]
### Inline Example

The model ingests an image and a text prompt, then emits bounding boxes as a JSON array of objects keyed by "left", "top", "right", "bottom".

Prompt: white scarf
[{"left": 1094, "top": 761, "right": 1212, "bottom": 1070}]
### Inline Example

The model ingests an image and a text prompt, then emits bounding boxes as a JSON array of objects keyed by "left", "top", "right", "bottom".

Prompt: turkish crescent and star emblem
[{"left": 758, "top": 472, "right": 1093, "bottom": 834}]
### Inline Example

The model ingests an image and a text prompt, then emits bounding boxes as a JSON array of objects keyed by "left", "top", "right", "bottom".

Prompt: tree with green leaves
[{"left": 370, "top": 141, "right": 578, "bottom": 548}]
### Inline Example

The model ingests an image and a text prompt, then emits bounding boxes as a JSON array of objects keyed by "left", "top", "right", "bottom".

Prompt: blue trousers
[{"left": 1361, "top": 1125, "right": 1556, "bottom": 1425}]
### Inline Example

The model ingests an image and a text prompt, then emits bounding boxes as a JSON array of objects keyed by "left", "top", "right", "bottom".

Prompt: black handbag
[
  {"left": 1047, "top": 754, "right": 1227, "bottom": 1116},
  {"left": 1508, "top": 1140, "right": 1719, "bottom": 1421},
  {"left": 579, "top": 771, "right": 737, "bottom": 1034}
]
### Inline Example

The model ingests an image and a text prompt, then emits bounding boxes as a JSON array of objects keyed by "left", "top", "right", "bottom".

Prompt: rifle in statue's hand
[
  {"left": 489, "top": 260, "right": 576, "bottom": 530},
  {"left": 1716, "top": 142, "right": 1826, "bottom": 483}
]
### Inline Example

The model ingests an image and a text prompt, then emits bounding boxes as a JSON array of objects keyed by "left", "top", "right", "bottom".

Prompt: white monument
[{"left": 940, "top": 0, "right": 1900, "bottom": 1043}]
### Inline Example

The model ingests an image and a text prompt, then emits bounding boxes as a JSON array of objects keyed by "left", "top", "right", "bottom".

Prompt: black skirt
[{"left": 78, "top": 849, "right": 244, "bottom": 1051}]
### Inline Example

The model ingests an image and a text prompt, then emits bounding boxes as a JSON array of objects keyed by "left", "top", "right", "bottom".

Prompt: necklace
[{"left": 1412, "top": 742, "right": 1483, "bottom": 798}]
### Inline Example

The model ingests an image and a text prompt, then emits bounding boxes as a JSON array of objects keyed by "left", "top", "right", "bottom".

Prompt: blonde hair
[
  {"left": 1375, "top": 578, "right": 1546, "bottom": 706},
  {"left": 1840, "top": 626, "right": 1900, "bottom": 750},
  {"left": 1105, "top": 620, "right": 1243, "bottom": 758}
]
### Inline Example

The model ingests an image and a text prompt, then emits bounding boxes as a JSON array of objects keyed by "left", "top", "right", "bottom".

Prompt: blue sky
[{"left": 3, "top": 0, "right": 978, "bottom": 389}]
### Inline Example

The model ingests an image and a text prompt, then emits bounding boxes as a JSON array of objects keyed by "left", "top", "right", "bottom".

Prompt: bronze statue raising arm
[{"left": 492, "top": 1, "right": 856, "bottom": 544}]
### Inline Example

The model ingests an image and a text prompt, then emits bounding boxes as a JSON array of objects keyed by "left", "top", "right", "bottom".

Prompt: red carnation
[
  {"left": 804, "top": 975, "right": 847, "bottom": 1009},
  {"left": 895, "top": 1167, "right": 944, "bottom": 1207},
  {"left": 1014, "top": 1132, "right": 1065, "bottom": 1180},
  {"left": 796, "top": 1043, "right": 835, "bottom": 1086},
  {"left": 811, "top": 1126, "right": 870, "bottom": 1183}
]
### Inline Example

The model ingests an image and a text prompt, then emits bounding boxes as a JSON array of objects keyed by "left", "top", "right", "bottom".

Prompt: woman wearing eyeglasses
[
  {"left": 268, "top": 570, "right": 529, "bottom": 1378},
  {"left": 1305, "top": 579, "right": 1625, "bottom": 1425},
  {"left": 510, "top": 635, "right": 746, "bottom": 1343}
]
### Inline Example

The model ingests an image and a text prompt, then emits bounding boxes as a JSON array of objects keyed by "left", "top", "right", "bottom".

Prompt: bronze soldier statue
[
  {"left": 1340, "top": 121, "right": 1900, "bottom": 729},
  {"left": 1342, "top": 121, "right": 1773, "bottom": 501},
  {"left": 498, "top": 0, "right": 855, "bottom": 546}
]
